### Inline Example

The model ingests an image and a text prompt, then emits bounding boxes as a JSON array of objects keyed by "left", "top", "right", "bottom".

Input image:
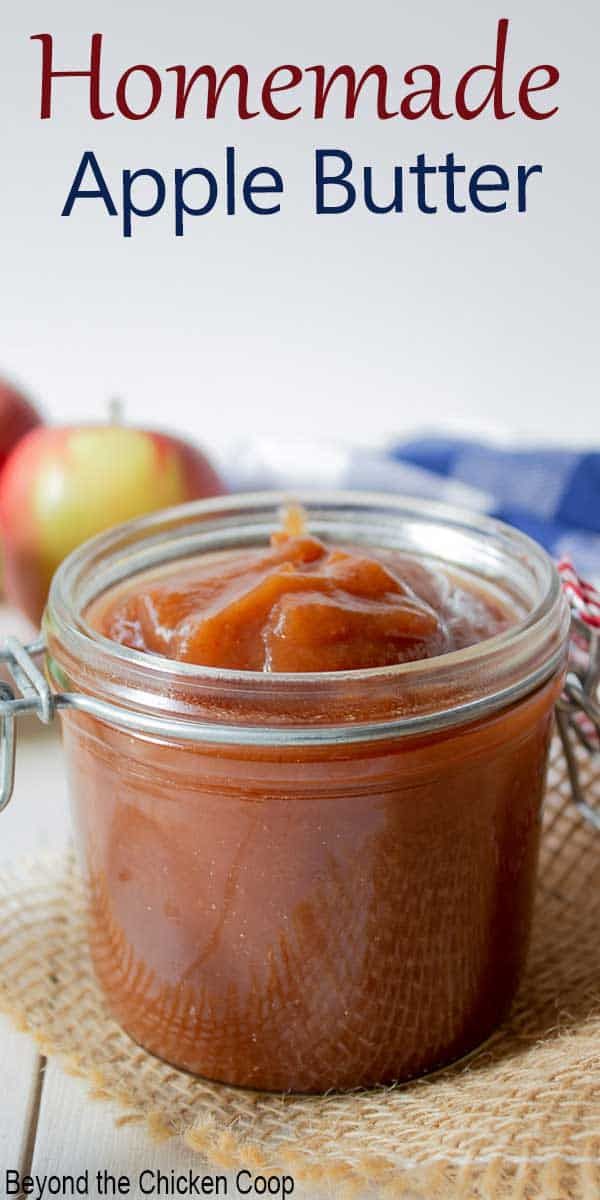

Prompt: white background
[{"left": 0, "top": 0, "right": 598, "bottom": 456}]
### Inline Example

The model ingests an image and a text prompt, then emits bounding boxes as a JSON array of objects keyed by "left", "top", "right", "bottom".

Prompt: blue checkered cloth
[
  {"left": 391, "top": 437, "right": 600, "bottom": 580},
  {"left": 223, "top": 434, "right": 600, "bottom": 581}
]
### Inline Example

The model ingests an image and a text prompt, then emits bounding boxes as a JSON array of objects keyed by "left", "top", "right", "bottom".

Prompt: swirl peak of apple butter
[{"left": 89, "top": 507, "right": 515, "bottom": 673}]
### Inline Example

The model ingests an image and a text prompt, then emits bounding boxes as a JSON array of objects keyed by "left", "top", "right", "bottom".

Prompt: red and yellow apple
[
  {"left": 0, "top": 378, "right": 43, "bottom": 602},
  {"left": 0, "top": 378, "right": 42, "bottom": 475},
  {"left": 0, "top": 424, "right": 226, "bottom": 625}
]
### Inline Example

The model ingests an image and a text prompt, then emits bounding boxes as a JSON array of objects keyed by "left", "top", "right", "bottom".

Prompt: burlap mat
[{"left": 0, "top": 738, "right": 599, "bottom": 1200}]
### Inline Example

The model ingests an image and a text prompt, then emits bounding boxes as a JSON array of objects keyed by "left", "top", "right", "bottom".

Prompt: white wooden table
[{"left": 0, "top": 606, "right": 381, "bottom": 1199}]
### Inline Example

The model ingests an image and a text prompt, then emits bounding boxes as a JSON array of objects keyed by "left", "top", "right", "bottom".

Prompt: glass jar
[{"left": 44, "top": 493, "right": 570, "bottom": 1093}]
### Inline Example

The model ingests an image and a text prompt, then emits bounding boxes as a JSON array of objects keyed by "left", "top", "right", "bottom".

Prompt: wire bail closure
[
  {"left": 1, "top": 620, "right": 599, "bottom": 823},
  {"left": 555, "top": 614, "right": 600, "bottom": 831},
  {"left": 0, "top": 637, "right": 54, "bottom": 812}
]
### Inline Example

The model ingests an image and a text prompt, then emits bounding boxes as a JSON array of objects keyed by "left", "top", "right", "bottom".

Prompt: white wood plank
[
  {"left": 0, "top": 600, "right": 70, "bottom": 865},
  {"left": 0, "top": 722, "right": 70, "bottom": 863},
  {"left": 0, "top": 1018, "right": 42, "bottom": 1173},
  {"left": 32, "top": 1063, "right": 376, "bottom": 1199},
  {"left": 0, "top": 606, "right": 59, "bottom": 1177}
]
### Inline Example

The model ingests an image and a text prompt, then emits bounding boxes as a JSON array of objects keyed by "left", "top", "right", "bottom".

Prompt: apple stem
[{"left": 108, "top": 397, "right": 125, "bottom": 425}]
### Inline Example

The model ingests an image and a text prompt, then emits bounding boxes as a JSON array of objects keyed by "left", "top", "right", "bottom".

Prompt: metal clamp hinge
[
  {"left": 555, "top": 615, "right": 600, "bottom": 831},
  {"left": 0, "top": 637, "right": 55, "bottom": 812}
]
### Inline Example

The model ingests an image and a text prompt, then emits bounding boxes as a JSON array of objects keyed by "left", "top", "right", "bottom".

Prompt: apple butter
[
  {"left": 90, "top": 510, "right": 514, "bottom": 672},
  {"left": 46, "top": 494, "right": 570, "bottom": 1092}
]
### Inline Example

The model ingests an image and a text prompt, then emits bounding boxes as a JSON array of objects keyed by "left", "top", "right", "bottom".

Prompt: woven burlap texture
[{"left": 0, "top": 738, "right": 599, "bottom": 1200}]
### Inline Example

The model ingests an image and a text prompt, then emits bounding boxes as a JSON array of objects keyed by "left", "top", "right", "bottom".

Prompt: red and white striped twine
[{"left": 557, "top": 558, "right": 600, "bottom": 630}]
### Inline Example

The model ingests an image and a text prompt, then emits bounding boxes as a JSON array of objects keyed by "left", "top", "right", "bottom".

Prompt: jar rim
[{"left": 44, "top": 490, "right": 570, "bottom": 741}]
